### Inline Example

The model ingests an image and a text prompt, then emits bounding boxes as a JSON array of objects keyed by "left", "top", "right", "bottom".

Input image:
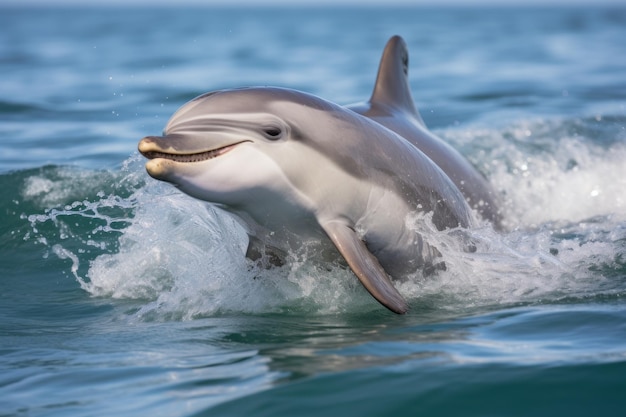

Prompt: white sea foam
[
  {"left": 443, "top": 117, "right": 626, "bottom": 228},
  {"left": 25, "top": 117, "right": 626, "bottom": 319}
]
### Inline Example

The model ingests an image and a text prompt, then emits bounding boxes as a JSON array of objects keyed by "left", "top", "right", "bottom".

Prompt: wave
[
  {"left": 443, "top": 115, "right": 626, "bottom": 227},
  {"left": 12, "top": 116, "right": 626, "bottom": 320}
]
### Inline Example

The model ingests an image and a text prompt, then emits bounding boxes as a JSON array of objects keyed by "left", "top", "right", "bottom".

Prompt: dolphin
[{"left": 138, "top": 36, "right": 499, "bottom": 314}]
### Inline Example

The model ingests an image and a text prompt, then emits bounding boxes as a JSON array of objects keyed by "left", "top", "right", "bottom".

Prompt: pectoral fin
[{"left": 321, "top": 220, "right": 409, "bottom": 314}]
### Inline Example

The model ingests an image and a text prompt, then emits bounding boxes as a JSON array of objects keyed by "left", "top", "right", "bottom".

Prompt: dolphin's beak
[
  {"left": 138, "top": 136, "right": 158, "bottom": 158},
  {"left": 138, "top": 135, "right": 181, "bottom": 159},
  {"left": 138, "top": 136, "right": 172, "bottom": 179}
]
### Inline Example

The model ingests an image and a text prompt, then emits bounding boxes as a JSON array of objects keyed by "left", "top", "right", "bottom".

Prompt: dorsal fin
[{"left": 370, "top": 36, "right": 423, "bottom": 123}]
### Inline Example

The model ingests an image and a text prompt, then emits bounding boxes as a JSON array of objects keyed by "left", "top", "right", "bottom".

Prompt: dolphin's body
[
  {"left": 348, "top": 37, "right": 501, "bottom": 227},
  {"left": 138, "top": 36, "right": 500, "bottom": 314}
]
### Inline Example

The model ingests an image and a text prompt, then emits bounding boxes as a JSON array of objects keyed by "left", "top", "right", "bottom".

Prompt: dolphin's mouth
[{"left": 140, "top": 141, "right": 249, "bottom": 163}]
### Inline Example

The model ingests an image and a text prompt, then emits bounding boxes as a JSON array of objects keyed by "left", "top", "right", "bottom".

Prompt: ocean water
[{"left": 2, "top": 5, "right": 626, "bottom": 416}]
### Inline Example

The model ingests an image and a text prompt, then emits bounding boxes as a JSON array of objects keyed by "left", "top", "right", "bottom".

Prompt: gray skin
[
  {"left": 348, "top": 36, "right": 502, "bottom": 227},
  {"left": 138, "top": 36, "right": 498, "bottom": 314}
]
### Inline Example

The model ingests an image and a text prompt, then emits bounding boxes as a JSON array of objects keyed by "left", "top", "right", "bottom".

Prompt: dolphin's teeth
[{"left": 143, "top": 143, "right": 238, "bottom": 163}]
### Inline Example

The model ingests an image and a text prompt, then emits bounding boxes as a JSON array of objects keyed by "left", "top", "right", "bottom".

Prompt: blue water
[{"left": 2, "top": 5, "right": 626, "bottom": 416}]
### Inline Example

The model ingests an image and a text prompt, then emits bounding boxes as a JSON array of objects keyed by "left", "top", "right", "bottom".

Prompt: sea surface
[{"left": 2, "top": 5, "right": 626, "bottom": 417}]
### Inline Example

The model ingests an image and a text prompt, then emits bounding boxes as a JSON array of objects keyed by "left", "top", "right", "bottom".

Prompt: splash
[
  {"left": 443, "top": 116, "right": 626, "bottom": 228},
  {"left": 23, "top": 158, "right": 373, "bottom": 319},
  {"left": 22, "top": 116, "right": 626, "bottom": 319}
]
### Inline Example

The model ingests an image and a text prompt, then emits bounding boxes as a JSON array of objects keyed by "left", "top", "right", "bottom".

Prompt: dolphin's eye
[{"left": 263, "top": 126, "right": 283, "bottom": 140}]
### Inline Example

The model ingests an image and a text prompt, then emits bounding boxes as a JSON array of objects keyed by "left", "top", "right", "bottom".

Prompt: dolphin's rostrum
[{"left": 138, "top": 36, "right": 501, "bottom": 314}]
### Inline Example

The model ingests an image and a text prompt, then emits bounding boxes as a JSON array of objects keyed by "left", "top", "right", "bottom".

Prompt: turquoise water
[{"left": 2, "top": 6, "right": 626, "bottom": 416}]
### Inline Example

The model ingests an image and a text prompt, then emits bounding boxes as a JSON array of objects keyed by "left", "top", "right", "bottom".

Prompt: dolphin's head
[{"left": 138, "top": 87, "right": 349, "bottom": 215}]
